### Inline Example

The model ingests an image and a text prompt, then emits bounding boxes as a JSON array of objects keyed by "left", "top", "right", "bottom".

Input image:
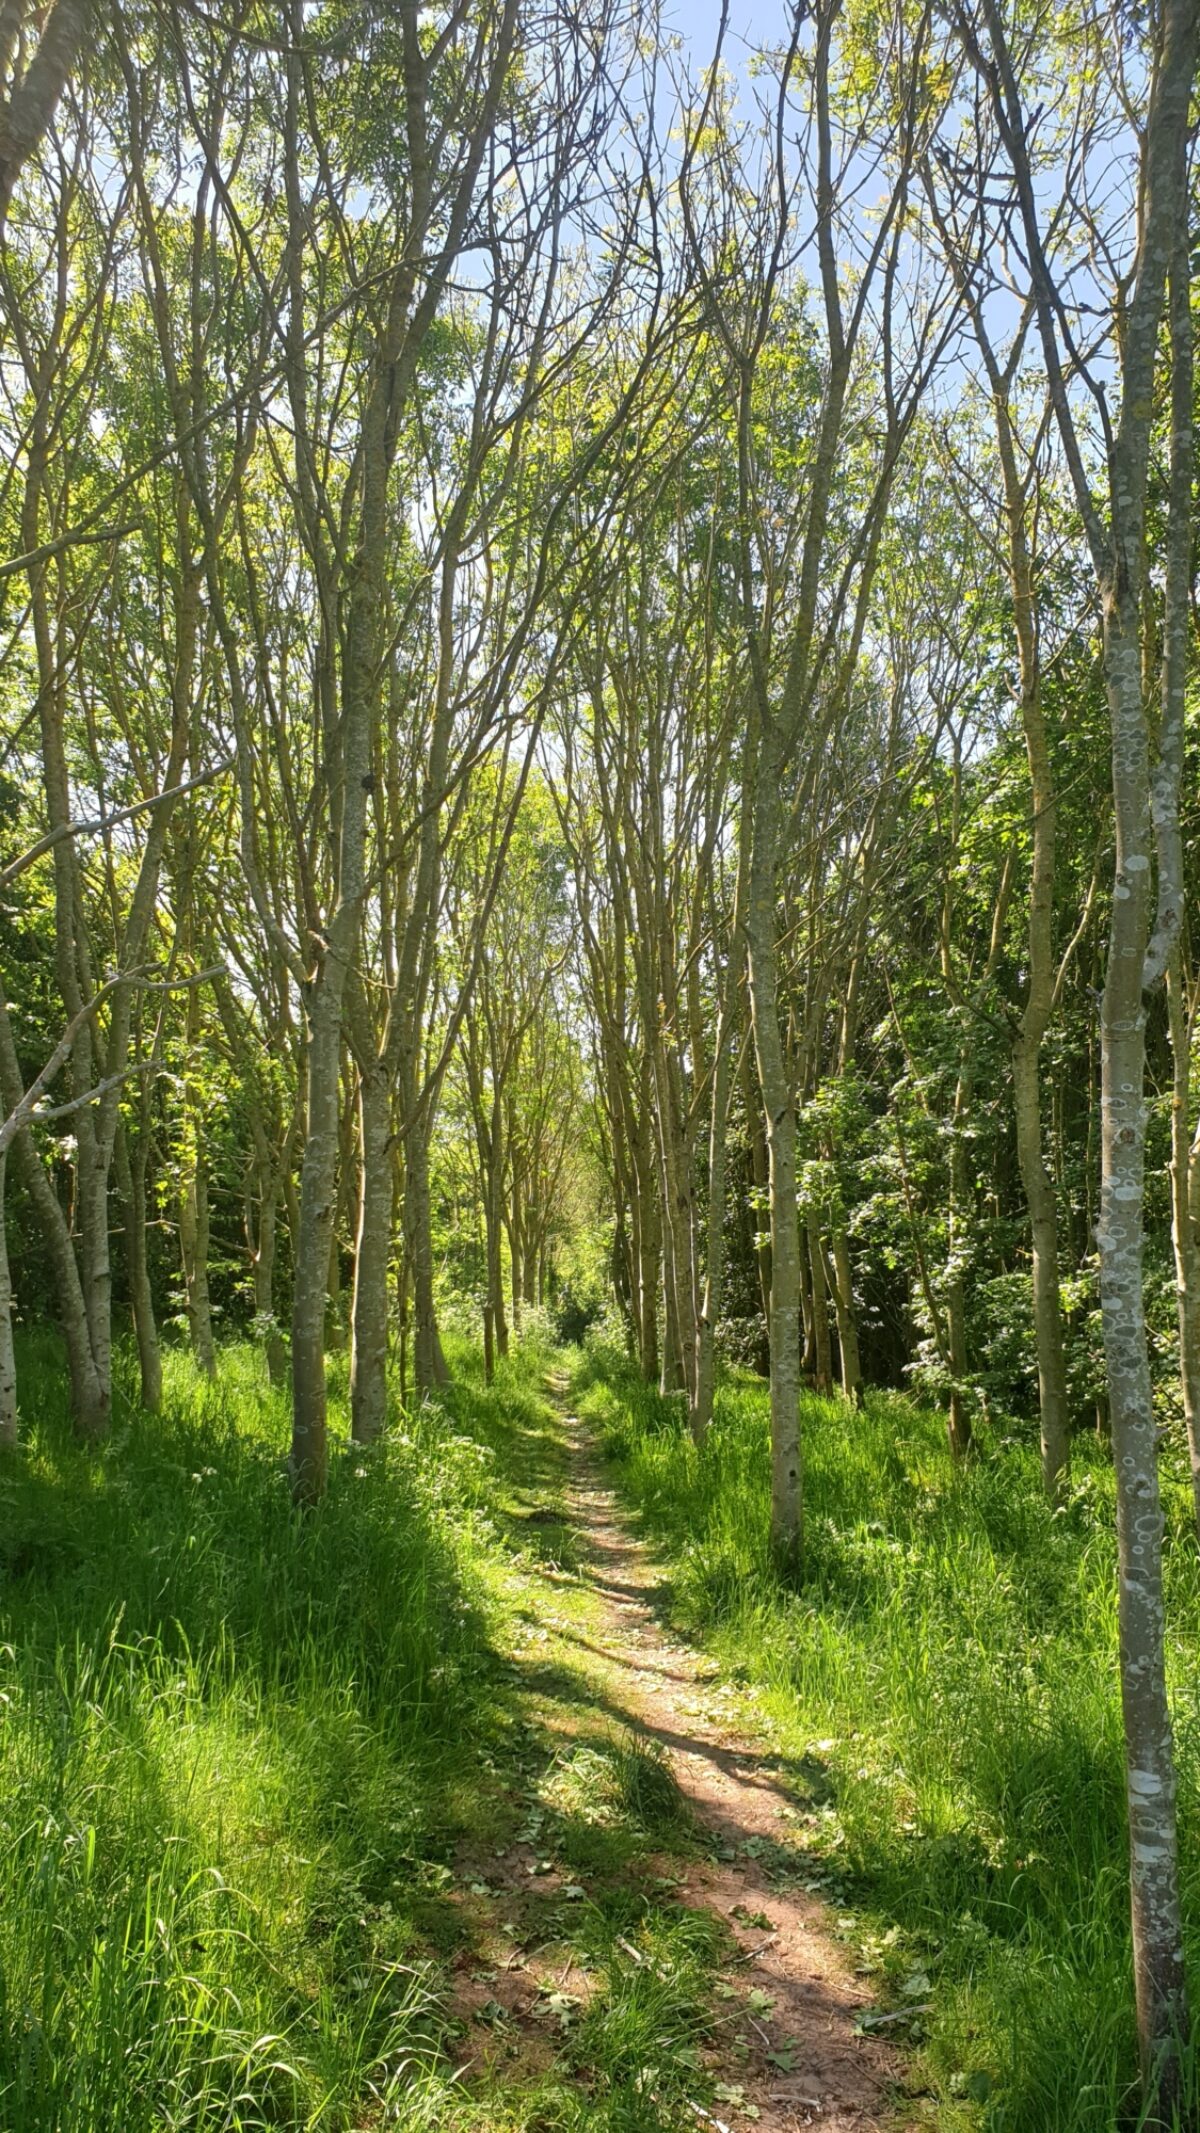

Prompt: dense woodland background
[{"left": 1, "top": 0, "right": 1200, "bottom": 2127}]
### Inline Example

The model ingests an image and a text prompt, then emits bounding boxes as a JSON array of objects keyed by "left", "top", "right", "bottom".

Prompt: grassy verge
[{"left": 573, "top": 1340, "right": 1200, "bottom": 2133}]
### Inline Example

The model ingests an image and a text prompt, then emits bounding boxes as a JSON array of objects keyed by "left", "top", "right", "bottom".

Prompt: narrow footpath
[{"left": 449, "top": 1377, "right": 914, "bottom": 2132}]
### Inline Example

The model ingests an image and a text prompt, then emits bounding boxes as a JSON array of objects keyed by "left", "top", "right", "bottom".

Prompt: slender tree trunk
[
  {"left": 1160, "top": 215, "right": 1200, "bottom": 1539},
  {"left": 660, "top": 1234, "right": 684, "bottom": 1395},
  {"left": 1013, "top": 1032, "right": 1070, "bottom": 1488},
  {"left": 655, "top": 1053, "right": 697, "bottom": 1407},
  {"left": 945, "top": 1062, "right": 974, "bottom": 1460},
  {"left": 1169, "top": 962, "right": 1200, "bottom": 1532},
  {"left": 743, "top": 1045, "right": 773, "bottom": 1327},
  {"left": 325, "top": 1079, "right": 355, "bottom": 1352},
  {"left": 828, "top": 1228, "right": 863, "bottom": 1406},
  {"left": 807, "top": 1209, "right": 832, "bottom": 1396},
  {"left": 254, "top": 1175, "right": 287, "bottom": 1385},
  {"left": 292, "top": 964, "right": 346, "bottom": 1497},
  {"left": 1099, "top": 589, "right": 1187, "bottom": 2105},
  {"left": 397, "top": 1254, "right": 410, "bottom": 1408},
  {"left": 116, "top": 1123, "right": 161, "bottom": 1413},
  {"left": 634, "top": 1145, "right": 661, "bottom": 1383},
  {"left": 999, "top": 399, "right": 1072, "bottom": 1496},
  {"left": 694, "top": 788, "right": 753, "bottom": 1441},
  {"left": 487, "top": 1095, "right": 508, "bottom": 1368},
  {"left": 0, "top": 1151, "right": 17, "bottom": 1448},
  {"left": 350, "top": 1059, "right": 392, "bottom": 1442},
  {"left": 978, "top": 0, "right": 1197, "bottom": 2090},
  {"left": 179, "top": 1150, "right": 215, "bottom": 1378},
  {"left": 507, "top": 1191, "right": 522, "bottom": 1332},
  {"left": 693, "top": 1011, "right": 737, "bottom": 1438},
  {"left": 404, "top": 1105, "right": 447, "bottom": 1394},
  {"left": 13, "top": 1125, "right": 106, "bottom": 1433},
  {"left": 745, "top": 782, "right": 802, "bottom": 1574}
]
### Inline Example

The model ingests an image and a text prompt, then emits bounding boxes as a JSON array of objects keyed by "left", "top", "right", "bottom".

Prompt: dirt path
[
  {"left": 451, "top": 1384, "right": 910, "bottom": 2130},
  {"left": 550, "top": 1401, "right": 905, "bottom": 2133},
  {"left": 549, "top": 1390, "right": 912, "bottom": 2124}
]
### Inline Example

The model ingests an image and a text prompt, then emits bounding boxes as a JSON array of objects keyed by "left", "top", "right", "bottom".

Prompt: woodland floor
[{"left": 450, "top": 1369, "right": 909, "bottom": 2131}]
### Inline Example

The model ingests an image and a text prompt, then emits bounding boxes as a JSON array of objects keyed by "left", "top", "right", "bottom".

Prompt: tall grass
[
  {"left": 575, "top": 1344, "right": 1200, "bottom": 2131},
  {"left": 0, "top": 1332, "right": 542, "bottom": 2131}
]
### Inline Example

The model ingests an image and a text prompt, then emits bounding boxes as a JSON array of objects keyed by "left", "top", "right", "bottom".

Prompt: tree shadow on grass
[{"left": 0, "top": 1337, "right": 562, "bottom": 2128}]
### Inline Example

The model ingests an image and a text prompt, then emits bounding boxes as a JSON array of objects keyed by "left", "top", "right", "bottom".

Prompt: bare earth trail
[{"left": 451, "top": 1375, "right": 912, "bottom": 2132}]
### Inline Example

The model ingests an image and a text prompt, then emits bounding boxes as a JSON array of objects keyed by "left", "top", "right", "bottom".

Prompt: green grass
[
  {"left": 0, "top": 1329, "right": 735, "bottom": 2133},
  {"left": 0, "top": 1330, "right": 554, "bottom": 2130},
  {"left": 573, "top": 1340, "right": 1200, "bottom": 2133}
]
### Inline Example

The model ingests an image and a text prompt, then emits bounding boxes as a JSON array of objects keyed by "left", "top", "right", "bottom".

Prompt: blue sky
[{"left": 663, "top": 0, "right": 788, "bottom": 76}]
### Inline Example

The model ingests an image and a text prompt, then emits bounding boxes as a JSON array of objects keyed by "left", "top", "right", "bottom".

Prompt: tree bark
[
  {"left": 745, "top": 776, "right": 802, "bottom": 1574},
  {"left": 116, "top": 1121, "right": 161, "bottom": 1413},
  {"left": 1013, "top": 1031, "right": 1070, "bottom": 1487},
  {"left": 1167, "top": 962, "right": 1200, "bottom": 1531},
  {"left": 807, "top": 1208, "right": 832, "bottom": 1396},
  {"left": 0, "top": 1151, "right": 17, "bottom": 1447},
  {"left": 828, "top": 1228, "right": 863, "bottom": 1406},
  {"left": 350, "top": 1057, "right": 392, "bottom": 1442},
  {"left": 179, "top": 1146, "right": 215, "bottom": 1378}
]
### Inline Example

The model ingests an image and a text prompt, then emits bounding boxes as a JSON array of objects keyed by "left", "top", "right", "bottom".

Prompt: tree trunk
[
  {"left": 807, "top": 1209, "right": 832, "bottom": 1396},
  {"left": 0, "top": 1151, "right": 17, "bottom": 1448},
  {"left": 945, "top": 1062, "right": 974, "bottom": 1460},
  {"left": 116, "top": 1123, "right": 161, "bottom": 1413},
  {"left": 487, "top": 1094, "right": 508, "bottom": 1370},
  {"left": 254, "top": 1174, "right": 287, "bottom": 1385},
  {"left": 828, "top": 1228, "right": 863, "bottom": 1406},
  {"left": 350, "top": 1059, "right": 392, "bottom": 1442},
  {"left": 179, "top": 1149, "right": 215, "bottom": 1378},
  {"left": 1169, "top": 958, "right": 1200, "bottom": 1533},
  {"left": 633, "top": 1151, "right": 661, "bottom": 1383},
  {"left": 15, "top": 1125, "right": 106, "bottom": 1434},
  {"left": 1099, "top": 588, "right": 1187, "bottom": 2103},
  {"left": 694, "top": 789, "right": 752, "bottom": 1441},
  {"left": 1013, "top": 1032, "right": 1070, "bottom": 1491},
  {"left": 745, "top": 782, "right": 802, "bottom": 1575},
  {"left": 693, "top": 1005, "right": 736, "bottom": 1438},
  {"left": 291, "top": 967, "right": 345, "bottom": 1499},
  {"left": 659, "top": 1238, "right": 684, "bottom": 1396},
  {"left": 404, "top": 1105, "right": 447, "bottom": 1395}
]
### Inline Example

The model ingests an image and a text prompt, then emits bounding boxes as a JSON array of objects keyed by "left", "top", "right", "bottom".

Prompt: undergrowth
[{"left": 573, "top": 1338, "right": 1200, "bottom": 2133}]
